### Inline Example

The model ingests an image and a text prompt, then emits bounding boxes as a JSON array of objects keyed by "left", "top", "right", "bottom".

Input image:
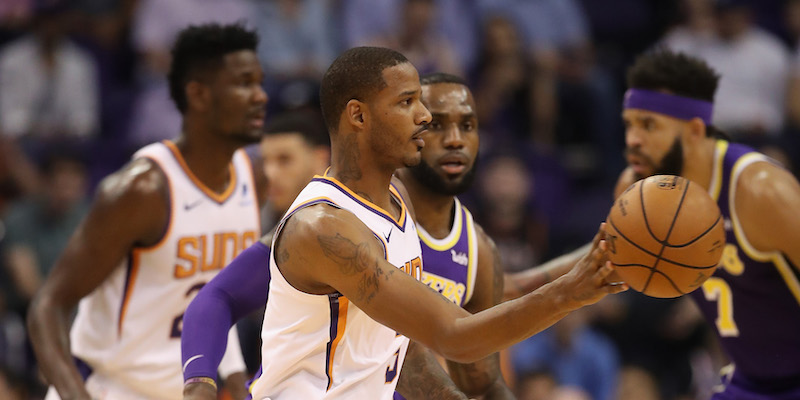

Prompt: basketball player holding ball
[{"left": 615, "top": 49, "right": 800, "bottom": 399}]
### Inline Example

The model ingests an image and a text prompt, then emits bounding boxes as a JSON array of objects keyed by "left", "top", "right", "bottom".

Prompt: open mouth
[
  {"left": 439, "top": 154, "right": 469, "bottom": 175},
  {"left": 249, "top": 111, "right": 266, "bottom": 128},
  {"left": 626, "top": 155, "right": 648, "bottom": 175}
]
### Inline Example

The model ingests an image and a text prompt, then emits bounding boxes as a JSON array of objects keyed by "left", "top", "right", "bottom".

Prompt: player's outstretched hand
[{"left": 555, "top": 223, "right": 628, "bottom": 309}]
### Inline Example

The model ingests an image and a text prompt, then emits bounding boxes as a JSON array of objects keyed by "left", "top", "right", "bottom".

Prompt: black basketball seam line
[
  {"left": 666, "top": 213, "right": 723, "bottom": 248},
  {"left": 609, "top": 261, "right": 686, "bottom": 295},
  {"left": 613, "top": 263, "right": 654, "bottom": 268},
  {"left": 643, "top": 178, "right": 690, "bottom": 292},
  {"left": 608, "top": 218, "right": 718, "bottom": 269}
]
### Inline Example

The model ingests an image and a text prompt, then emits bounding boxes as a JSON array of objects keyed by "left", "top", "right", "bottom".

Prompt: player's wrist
[
  {"left": 183, "top": 376, "right": 217, "bottom": 398},
  {"left": 543, "top": 275, "right": 581, "bottom": 312}
]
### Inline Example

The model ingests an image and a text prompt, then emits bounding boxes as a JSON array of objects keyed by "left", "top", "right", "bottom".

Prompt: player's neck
[
  {"left": 328, "top": 157, "right": 396, "bottom": 217},
  {"left": 172, "top": 133, "right": 238, "bottom": 195},
  {"left": 682, "top": 137, "right": 717, "bottom": 192},
  {"left": 396, "top": 169, "right": 455, "bottom": 238}
]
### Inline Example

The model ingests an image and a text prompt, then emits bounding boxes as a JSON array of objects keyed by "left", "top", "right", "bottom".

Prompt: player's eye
[{"left": 430, "top": 121, "right": 442, "bottom": 130}]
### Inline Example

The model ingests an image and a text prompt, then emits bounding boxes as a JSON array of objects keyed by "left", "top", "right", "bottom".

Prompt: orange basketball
[{"left": 603, "top": 175, "right": 725, "bottom": 298}]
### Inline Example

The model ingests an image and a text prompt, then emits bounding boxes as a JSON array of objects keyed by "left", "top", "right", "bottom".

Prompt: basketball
[{"left": 603, "top": 175, "right": 726, "bottom": 298}]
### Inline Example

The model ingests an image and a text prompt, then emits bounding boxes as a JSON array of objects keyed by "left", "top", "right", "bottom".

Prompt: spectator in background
[
  {"left": 472, "top": 155, "right": 548, "bottom": 273},
  {"left": 476, "top": 0, "right": 622, "bottom": 182},
  {"left": 342, "top": 0, "right": 478, "bottom": 72},
  {"left": 365, "top": 0, "right": 463, "bottom": 77},
  {"left": 1, "top": 153, "right": 88, "bottom": 304},
  {"left": 471, "top": 15, "right": 544, "bottom": 150},
  {"left": 0, "top": 1, "right": 99, "bottom": 141},
  {"left": 248, "top": 0, "right": 338, "bottom": 112},
  {"left": 511, "top": 308, "right": 619, "bottom": 400},
  {"left": 127, "top": 0, "right": 250, "bottom": 148},
  {"left": 663, "top": 0, "right": 791, "bottom": 140},
  {"left": 0, "top": 0, "right": 33, "bottom": 36},
  {"left": 250, "top": 0, "right": 336, "bottom": 81},
  {"left": 781, "top": 0, "right": 800, "bottom": 174}
]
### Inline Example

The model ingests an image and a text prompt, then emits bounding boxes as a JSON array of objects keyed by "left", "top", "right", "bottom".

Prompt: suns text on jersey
[{"left": 173, "top": 231, "right": 258, "bottom": 278}]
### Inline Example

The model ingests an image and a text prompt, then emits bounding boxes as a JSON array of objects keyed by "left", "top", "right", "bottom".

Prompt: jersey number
[
  {"left": 700, "top": 245, "right": 744, "bottom": 337},
  {"left": 169, "top": 282, "right": 206, "bottom": 338}
]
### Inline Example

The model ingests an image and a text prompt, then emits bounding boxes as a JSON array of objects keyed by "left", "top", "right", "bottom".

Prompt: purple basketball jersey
[
  {"left": 417, "top": 197, "right": 478, "bottom": 307},
  {"left": 393, "top": 198, "right": 478, "bottom": 400},
  {"left": 689, "top": 140, "right": 800, "bottom": 394}
]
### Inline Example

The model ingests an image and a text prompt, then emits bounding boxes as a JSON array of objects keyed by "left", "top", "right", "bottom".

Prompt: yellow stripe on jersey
[
  {"left": 709, "top": 140, "right": 728, "bottom": 202},
  {"left": 417, "top": 205, "right": 463, "bottom": 251},
  {"left": 728, "top": 152, "right": 800, "bottom": 307},
  {"left": 463, "top": 207, "right": 478, "bottom": 305}
]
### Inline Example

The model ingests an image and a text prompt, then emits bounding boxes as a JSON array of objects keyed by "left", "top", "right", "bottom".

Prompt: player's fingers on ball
[
  {"left": 596, "top": 260, "right": 615, "bottom": 279},
  {"left": 606, "top": 282, "right": 629, "bottom": 294}
]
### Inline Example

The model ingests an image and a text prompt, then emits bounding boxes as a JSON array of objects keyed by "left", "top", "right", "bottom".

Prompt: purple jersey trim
[{"left": 311, "top": 177, "right": 408, "bottom": 231}]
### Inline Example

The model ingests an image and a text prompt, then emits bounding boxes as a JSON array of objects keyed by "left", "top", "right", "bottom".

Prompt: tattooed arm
[
  {"left": 396, "top": 341, "right": 467, "bottom": 400},
  {"left": 445, "top": 225, "right": 514, "bottom": 399},
  {"left": 275, "top": 205, "right": 625, "bottom": 363}
]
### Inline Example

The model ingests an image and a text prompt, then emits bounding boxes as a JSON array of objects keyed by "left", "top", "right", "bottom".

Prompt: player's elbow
[
  {"left": 26, "top": 291, "right": 55, "bottom": 342},
  {"left": 27, "top": 286, "right": 72, "bottom": 337}
]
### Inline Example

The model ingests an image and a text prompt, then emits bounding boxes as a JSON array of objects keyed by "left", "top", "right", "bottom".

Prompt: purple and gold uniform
[
  {"left": 689, "top": 140, "right": 800, "bottom": 399},
  {"left": 417, "top": 197, "right": 478, "bottom": 307}
]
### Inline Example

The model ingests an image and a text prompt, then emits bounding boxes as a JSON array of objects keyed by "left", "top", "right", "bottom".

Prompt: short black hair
[
  {"left": 319, "top": 46, "right": 409, "bottom": 133},
  {"left": 627, "top": 48, "right": 728, "bottom": 139},
  {"left": 168, "top": 22, "right": 259, "bottom": 113},
  {"left": 627, "top": 48, "right": 719, "bottom": 102},
  {"left": 264, "top": 110, "right": 330, "bottom": 148},
  {"left": 420, "top": 72, "right": 467, "bottom": 86}
]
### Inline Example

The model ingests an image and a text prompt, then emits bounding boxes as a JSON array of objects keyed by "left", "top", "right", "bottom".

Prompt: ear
[
  {"left": 343, "top": 99, "right": 367, "bottom": 131},
  {"left": 686, "top": 117, "right": 706, "bottom": 141},
  {"left": 186, "top": 81, "right": 211, "bottom": 112}
]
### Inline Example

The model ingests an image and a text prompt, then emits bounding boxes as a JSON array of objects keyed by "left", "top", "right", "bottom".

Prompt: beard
[
  {"left": 629, "top": 137, "right": 684, "bottom": 180},
  {"left": 408, "top": 156, "right": 479, "bottom": 196},
  {"left": 230, "top": 127, "right": 264, "bottom": 145}
]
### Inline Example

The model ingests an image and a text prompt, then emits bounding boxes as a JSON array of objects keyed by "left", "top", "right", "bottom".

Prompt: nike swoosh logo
[
  {"left": 383, "top": 229, "right": 392, "bottom": 242},
  {"left": 184, "top": 199, "right": 203, "bottom": 211},
  {"left": 183, "top": 354, "right": 204, "bottom": 373}
]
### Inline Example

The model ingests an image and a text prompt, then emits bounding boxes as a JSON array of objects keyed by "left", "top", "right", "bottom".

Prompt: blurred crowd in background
[{"left": 1, "top": 0, "right": 800, "bottom": 399}]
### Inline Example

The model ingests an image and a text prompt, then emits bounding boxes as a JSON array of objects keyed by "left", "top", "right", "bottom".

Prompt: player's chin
[
  {"left": 403, "top": 152, "right": 422, "bottom": 168},
  {"left": 231, "top": 129, "right": 262, "bottom": 144}
]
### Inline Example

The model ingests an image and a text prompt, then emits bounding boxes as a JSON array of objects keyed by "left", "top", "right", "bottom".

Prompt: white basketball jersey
[
  {"left": 250, "top": 174, "right": 423, "bottom": 400},
  {"left": 69, "top": 140, "right": 260, "bottom": 400}
]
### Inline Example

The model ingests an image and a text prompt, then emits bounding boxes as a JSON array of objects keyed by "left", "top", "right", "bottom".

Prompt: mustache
[
  {"left": 625, "top": 147, "right": 653, "bottom": 164},
  {"left": 413, "top": 124, "right": 429, "bottom": 136}
]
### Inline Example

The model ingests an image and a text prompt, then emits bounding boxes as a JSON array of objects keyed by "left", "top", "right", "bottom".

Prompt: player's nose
[
  {"left": 625, "top": 128, "right": 643, "bottom": 148},
  {"left": 442, "top": 124, "right": 465, "bottom": 149},
  {"left": 253, "top": 84, "right": 268, "bottom": 105},
  {"left": 416, "top": 102, "right": 432, "bottom": 126}
]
